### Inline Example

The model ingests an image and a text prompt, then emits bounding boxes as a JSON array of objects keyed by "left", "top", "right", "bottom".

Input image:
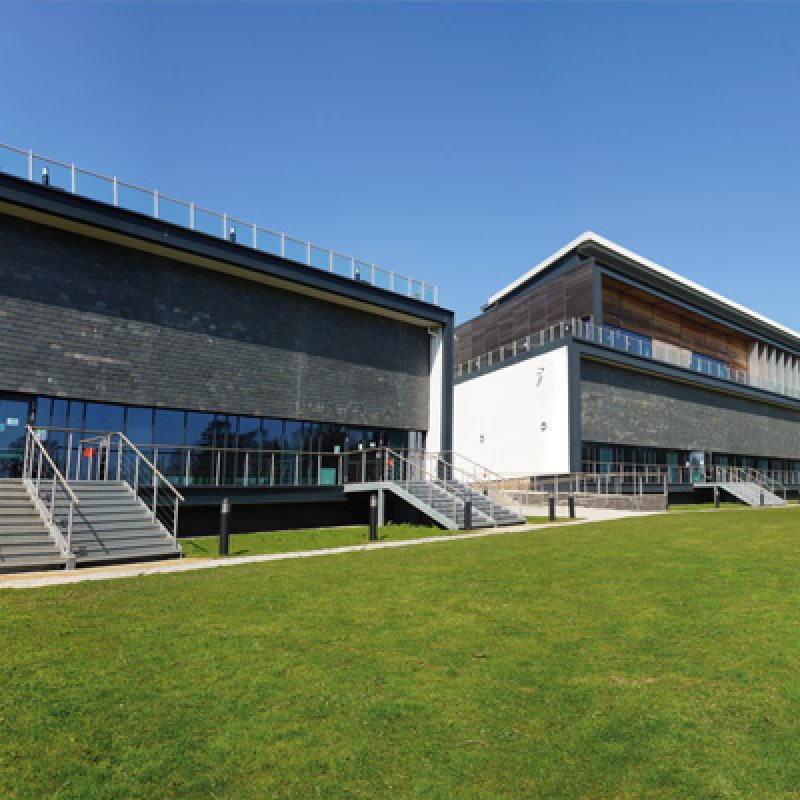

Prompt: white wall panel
[{"left": 453, "top": 346, "right": 570, "bottom": 476}]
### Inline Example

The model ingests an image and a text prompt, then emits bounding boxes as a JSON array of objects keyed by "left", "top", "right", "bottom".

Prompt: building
[
  {"left": 453, "top": 232, "right": 800, "bottom": 500},
  {"left": 0, "top": 144, "right": 453, "bottom": 535}
]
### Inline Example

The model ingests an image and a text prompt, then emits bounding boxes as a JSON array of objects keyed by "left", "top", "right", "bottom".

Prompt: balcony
[
  {"left": 0, "top": 142, "right": 438, "bottom": 306},
  {"left": 455, "top": 317, "right": 800, "bottom": 403}
]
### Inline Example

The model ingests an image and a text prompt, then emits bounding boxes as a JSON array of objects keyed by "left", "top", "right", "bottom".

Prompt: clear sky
[{"left": 2, "top": 2, "right": 799, "bottom": 325}]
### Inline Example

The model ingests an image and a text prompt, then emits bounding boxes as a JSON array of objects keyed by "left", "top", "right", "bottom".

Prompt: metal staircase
[
  {"left": 0, "top": 426, "right": 184, "bottom": 572},
  {"left": 344, "top": 449, "right": 526, "bottom": 530},
  {"left": 698, "top": 466, "right": 788, "bottom": 507},
  {"left": 45, "top": 481, "right": 182, "bottom": 566},
  {"left": 0, "top": 479, "right": 67, "bottom": 572}
]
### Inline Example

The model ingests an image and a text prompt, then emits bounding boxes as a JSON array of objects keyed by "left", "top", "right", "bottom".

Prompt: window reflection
[{"left": 25, "top": 394, "right": 421, "bottom": 486}]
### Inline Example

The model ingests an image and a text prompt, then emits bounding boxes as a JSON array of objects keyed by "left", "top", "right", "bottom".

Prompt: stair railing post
[
  {"left": 117, "top": 437, "right": 123, "bottom": 481},
  {"left": 50, "top": 474, "right": 56, "bottom": 524},
  {"left": 36, "top": 448, "right": 42, "bottom": 495},
  {"left": 152, "top": 467, "right": 158, "bottom": 523},
  {"left": 67, "top": 500, "right": 73, "bottom": 554},
  {"left": 173, "top": 496, "right": 179, "bottom": 539},
  {"left": 134, "top": 458, "right": 139, "bottom": 496}
]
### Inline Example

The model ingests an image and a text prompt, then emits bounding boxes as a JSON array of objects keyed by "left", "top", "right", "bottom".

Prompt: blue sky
[{"left": 1, "top": 2, "right": 799, "bottom": 324}]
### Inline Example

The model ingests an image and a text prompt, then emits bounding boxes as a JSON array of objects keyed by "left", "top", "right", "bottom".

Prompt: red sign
[{"left": 84, "top": 447, "right": 95, "bottom": 458}]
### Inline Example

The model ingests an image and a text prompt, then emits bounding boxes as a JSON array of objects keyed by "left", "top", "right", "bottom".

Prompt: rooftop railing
[
  {"left": 0, "top": 142, "right": 438, "bottom": 306},
  {"left": 455, "top": 316, "right": 800, "bottom": 404}
]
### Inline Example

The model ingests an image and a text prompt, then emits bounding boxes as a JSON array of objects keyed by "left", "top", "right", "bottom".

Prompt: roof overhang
[
  {"left": 487, "top": 231, "right": 800, "bottom": 347},
  {"left": 0, "top": 172, "right": 453, "bottom": 331}
]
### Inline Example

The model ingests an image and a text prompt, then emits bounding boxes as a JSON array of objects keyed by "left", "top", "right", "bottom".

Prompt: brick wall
[{"left": 0, "top": 214, "right": 430, "bottom": 430}]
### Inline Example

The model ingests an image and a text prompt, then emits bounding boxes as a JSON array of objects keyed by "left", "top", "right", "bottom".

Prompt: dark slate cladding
[
  {"left": 581, "top": 359, "right": 800, "bottom": 459},
  {"left": 0, "top": 214, "right": 430, "bottom": 430}
]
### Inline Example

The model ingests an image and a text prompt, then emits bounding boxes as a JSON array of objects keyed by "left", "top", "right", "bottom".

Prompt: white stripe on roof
[{"left": 487, "top": 231, "right": 800, "bottom": 343}]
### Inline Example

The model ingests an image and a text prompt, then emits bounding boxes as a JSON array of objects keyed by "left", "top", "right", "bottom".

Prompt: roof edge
[{"left": 487, "top": 231, "right": 800, "bottom": 345}]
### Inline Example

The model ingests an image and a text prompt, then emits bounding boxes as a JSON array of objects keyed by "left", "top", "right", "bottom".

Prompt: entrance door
[
  {"left": 666, "top": 451, "right": 680, "bottom": 484},
  {"left": 0, "top": 397, "right": 33, "bottom": 478},
  {"left": 689, "top": 450, "right": 706, "bottom": 483}
]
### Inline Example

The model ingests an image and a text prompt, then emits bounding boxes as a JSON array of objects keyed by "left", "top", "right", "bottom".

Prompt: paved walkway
[{"left": 0, "top": 508, "right": 661, "bottom": 590}]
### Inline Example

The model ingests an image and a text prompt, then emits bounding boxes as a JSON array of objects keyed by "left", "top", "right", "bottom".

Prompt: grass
[
  {"left": 3, "top": 508, "right": 800, "bottom": 797},
  {"left": 667, "top": 501, "right": 746, "bottom": 511},
  {"left": 179, "top": 519, "right": 561, "bottom": 558}
]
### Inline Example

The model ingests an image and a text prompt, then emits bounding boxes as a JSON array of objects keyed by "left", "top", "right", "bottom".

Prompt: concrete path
[{"left": 0, "top": 508, "right": 660, "bottom": 590}]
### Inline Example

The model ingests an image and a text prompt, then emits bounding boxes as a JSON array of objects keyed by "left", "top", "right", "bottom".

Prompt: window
[
  {"left": 691, "top": 352, "right": 728, "bottom": 378},
  {"left": 154, "top": 409, "right": 186, "bottom": 446},
  {"left": 125, "top": 407, "right": 154, "bottom": 446},
  {"left": 602, "top": 327, "right": 652, "bottom": 358},
  {"left": 84, "top": 402, "right": 124, "bottom": 434}
]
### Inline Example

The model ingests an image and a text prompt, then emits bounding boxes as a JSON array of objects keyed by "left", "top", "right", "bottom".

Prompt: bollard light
[
  {"left": 229, "top": 226, "right": 236, "bottom": 243},
  {"left": 369, "top": 493, "right": 378, "bottom": 541},
  {"left": 41, "top": 166, "right": 50, "bottom": 186}
]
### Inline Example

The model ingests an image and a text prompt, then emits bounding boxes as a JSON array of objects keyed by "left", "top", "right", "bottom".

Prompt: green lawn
[
  {"left": 180, "top": 519, "right": 560, "bottom": 558},
  {"left": 667, "top": 501, "right": 746, "bottom": 511},
  {"left": 3, "top": 509, "right": 800, "bottom": 798}
]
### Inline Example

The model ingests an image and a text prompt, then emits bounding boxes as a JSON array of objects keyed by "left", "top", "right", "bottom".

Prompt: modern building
[
  {"left": 454, "top": 232, "right": 800, "bottom": 500},
  {"left": 0, "top": 144, "right": 454, "bottom": 536}
]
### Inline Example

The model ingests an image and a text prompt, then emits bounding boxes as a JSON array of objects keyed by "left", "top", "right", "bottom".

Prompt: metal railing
[
  {"left": 530, "top": 471, "right": 667, "bottom": 499},
  {"left": 27, "top": 430, "right": 519, "bottom": 526},
  {"left": 455, "top": 319, "right": 575, "bottom": 377},
  {"left": 34, "top": 430, "right": 425, "bottom": 491},
  {"left": 580, "top": 460, "right": 795, "bottom": 496},
  {"left": 0, "top": 142, "right": 438, "bottom": 306},
  {"left": 22, "top": 426, "right": 79, "bottom": 561},
  {"left": 74, "top": 432, "right": 184, "bottom": 539},
  {"left": 702, "top": 465, "right": 787, "bottom": 500},
  {"left": 456, "top": 315, "right": 800, "bottom": 404},
  {"left": 430, "top": 450, "right": 525, "bottom": 520}
]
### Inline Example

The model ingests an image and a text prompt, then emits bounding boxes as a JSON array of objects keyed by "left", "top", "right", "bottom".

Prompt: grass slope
[{"left": 2, "top": 509, "right": 800, "bottom": 798}]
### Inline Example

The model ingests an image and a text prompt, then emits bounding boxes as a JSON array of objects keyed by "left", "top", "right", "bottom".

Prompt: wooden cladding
[
  {"left": 455, "top": 261, "right": 593, "bottom": 364},
  {"left": 601, "top": 276, "right": 750, "bottom": 372}
]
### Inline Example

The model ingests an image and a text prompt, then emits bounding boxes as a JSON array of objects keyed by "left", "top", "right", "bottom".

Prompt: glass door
[
  {"left": 0, "top": 397, "right": 33, "bottom": 478},
  {"left": 666, "top": 451, "right": 680, "bottom": 484},
  {"left": 689, "top": 450, "right": 706, "bottom": 483}
]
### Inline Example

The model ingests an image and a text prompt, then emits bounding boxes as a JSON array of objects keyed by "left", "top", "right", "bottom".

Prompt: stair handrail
[
  {"left": 744, "top": 467, "right": 786, "bottom": 500},
  {"left": 427, "top": 450, "right": 522, "bottom": 521},
  {"left": 383, "top": 447, "right": 483, "bottom": 526},
  {"left": 22, "top": 425, "right": 79, "bottom": 559},
  {"left": 114, "top": 432, "right": 184, "bottom": 539},
  {"left": 117, "top": 433, "right": 185, "bottom": 502}
]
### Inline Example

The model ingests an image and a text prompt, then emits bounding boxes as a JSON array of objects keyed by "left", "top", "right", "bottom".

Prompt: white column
[{"left": 427, "top": 327, "right": 444, "bottom": 454}]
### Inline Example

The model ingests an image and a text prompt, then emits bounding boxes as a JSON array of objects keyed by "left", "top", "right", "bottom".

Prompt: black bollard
[
  {"left": 760, "top": 491, "right": 764, "bottom": 507},
  {"left": 219, "top": 497, "right": 230, "bottom": 555},
  {"left": 548, "top": 493, "right": 556, "bottom": 522},
  {"left": 369, "top": 493, "right": 378, "bottom": 541},
  {"left": 464, "top": 498, "right": 472, "bottom": 531},
  {"left": 568, "top": 493, "right": 576, "bottom": 519},
  {"left": 714, "top": 486, "right": 720, "bottom": 509}
]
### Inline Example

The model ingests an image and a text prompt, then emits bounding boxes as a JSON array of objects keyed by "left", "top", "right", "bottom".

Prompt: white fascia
[{"left": 487, "top": 231, "right": 800, "bottom": 344}]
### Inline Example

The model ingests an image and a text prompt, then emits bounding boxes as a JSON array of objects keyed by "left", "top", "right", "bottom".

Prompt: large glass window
[
  {"left": 154, "top": 409, "right": 185, "bottom": 446},
  {"left": 84, "top": 402, "right": 125, "bottom": 433},
  {"left": 125, "top": 407, "right": 154, "bottom": 447}
]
